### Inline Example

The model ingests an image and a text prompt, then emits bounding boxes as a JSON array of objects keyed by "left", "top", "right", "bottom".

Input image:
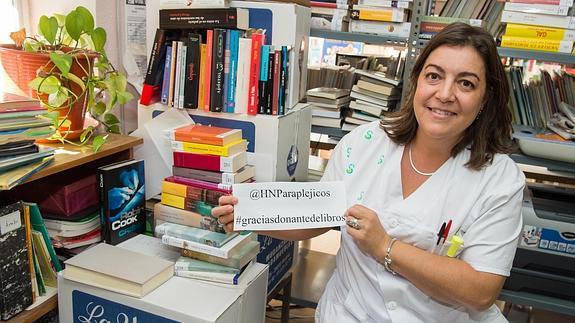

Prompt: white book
[
  {"left": 161, "top": 232, "right": 255, "bottom": 258},
  {"left": 178, "top": 44, "right": 187, "bottom": 109},
  {"left": 174, "top": 262, "right": 253, "bottom": 285},
  {"left": 504, "top": 2, "right": 570, "bottom": 16},
  {"left": 350, "top": 100, "right": 387, "bottom": 117},
  {"left": 349, "top": 20, "right": 411, "bottom": 38},
  {"left": 312, "top": 106, "right": 343, "bottom": 119},
  {"left": 501, "top": 10, "right": 575, "bottom": 30},
  {"left": 358, "top": 0, "right": 413, "bottom": 8},
  {"left": 312, "top": 116, "right": 343, "bottom": 128},
  {"left": 234, "top": 38, "right": 252, "bottom": 114},
  {"left": 174, "top": 41, "right": 183, "bottom": 109}
]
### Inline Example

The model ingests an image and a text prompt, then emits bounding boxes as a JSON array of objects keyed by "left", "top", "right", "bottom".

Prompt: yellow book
[
  {"left": 162, "top": 181, "right": 187, "bottom": 198},
  {"left": 171, "top": 139, "right": 248, "bottom": 157},
  {"left": 161, "top": 192, "right": 186, "bottom": 209},
  {"left": 197, "top": 44, "right": 207, "bottom": 109},
  {"left": 505, "top": 23, "right": 575, "bottom": 42},
  {"left": 0, "top": 156, "right": 54, "bottom": 190},
  {"left": 353, "top": 7, "right": 406, "bottom": 23},
  {"left": 500, "top": 35, "right": 573, "bottom": 53}
]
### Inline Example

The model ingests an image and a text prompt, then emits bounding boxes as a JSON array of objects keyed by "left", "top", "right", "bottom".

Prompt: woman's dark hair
[{"left": 381, "top": 22, "right": 514, "bottom": 170}]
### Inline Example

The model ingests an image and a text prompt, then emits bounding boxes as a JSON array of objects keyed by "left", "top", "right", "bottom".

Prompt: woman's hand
[
  {"left": 345, "top": 204, "right": 390, "bottom": 263},
  {"left": 211, "top": 195, "right": 238, "bottom": 233}
]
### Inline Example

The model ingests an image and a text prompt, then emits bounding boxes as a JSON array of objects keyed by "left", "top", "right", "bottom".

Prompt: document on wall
[
  {"left": 124, "top": 0, "right": 148, "bottom": 92},
  {"left": 232, "top": 181, "right": 347, "bottom": 231}
]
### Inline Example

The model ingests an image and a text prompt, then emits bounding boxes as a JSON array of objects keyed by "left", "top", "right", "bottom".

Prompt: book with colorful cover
[
  {"left": 171, "top": 139, "right": 247, "bottom": 156},
  {"left": 172, "top": 165, "right": 255, "bottom": 185},
  {"left": 161, "top": 231, "right": 255, "bottom": 258},
  {"left": 155, "top": 222, "right": 237, "bottom": 248},
  {"left": 154, "top": 202, "right": 224, "bottom": 233},
  {"left": 165, "top": 175, "right": 234, "bottom": 194},
  {"left": 0, "top": 155, "right": 55, "bottom": 190},
  {"left": 166, "top": 124, "right": 242, "bottom": 146},
  {"left": 181, "top": 239, "right": 260, "bottom": 269},
  {"left": 98, "top": 159, "right": 146, "bottom": 245},
  {"left": 0, "top": 202, "right": 33, "bottom": 320}
]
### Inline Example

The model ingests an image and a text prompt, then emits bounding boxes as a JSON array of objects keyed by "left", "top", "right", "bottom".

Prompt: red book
[
  {"left": 173, "top": 150, "right": 247, "bottom": 173},
  {"left": 247, "top": 33, "right": 264, "bottom": 115},
  {"left": 168, "top": 124, "right": 242, "bottom": 146},
  {"left": 165, "top": 175, "right": 232, "bottom": 194},
  {"left": 203, "top": 30, "right": 214, "bottom": 111},
  {"left": 271, "top": 50, "right": 281, "bottom": 115},
  {"left": 0, "top": 92, "right": 42, "bottom": 111}
]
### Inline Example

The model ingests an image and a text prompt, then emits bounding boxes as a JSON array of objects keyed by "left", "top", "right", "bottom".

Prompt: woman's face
[{"left": 413, "top": 45, "right": 487, "bottom": 146}]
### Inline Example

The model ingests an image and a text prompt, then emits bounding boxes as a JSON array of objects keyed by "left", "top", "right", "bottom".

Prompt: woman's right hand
[{"left": 211, "top": 195, "right": 238, "bottom": 233}]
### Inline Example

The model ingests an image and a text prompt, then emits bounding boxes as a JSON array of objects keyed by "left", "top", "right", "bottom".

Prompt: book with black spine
[
  {"left": 184, "top": 33, "right": 202, "bottom": 109},
  {"left": 210, "top": 29, "right": 227, "bottom": 112},
  {"left": 141, "top": 29, "right": 168, "bottom": 105},
  {"left": 159, "top": 8, "right": 249, "bottom": 30},
  {"left": 98, "top": 159, "right": 146, "bottom": 245}
]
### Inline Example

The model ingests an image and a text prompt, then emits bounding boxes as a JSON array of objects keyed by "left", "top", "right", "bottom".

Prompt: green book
[
  {"left": 27, "top": 202, "right": 62, "bottom": 272},
  {"left": 155, "top": 222, "right": 238, "bottom": 248},
  {"left": 175, "top": 256, "right": 239, "bottom": 274}
]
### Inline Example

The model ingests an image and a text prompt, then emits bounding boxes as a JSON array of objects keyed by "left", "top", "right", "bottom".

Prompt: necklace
[{"left": 408, "top": 145, "right": 435, "bottom": 176}]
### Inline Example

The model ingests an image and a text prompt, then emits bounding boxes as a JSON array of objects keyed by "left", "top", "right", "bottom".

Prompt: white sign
[{"left": 232, "top": 181, "right": 347, "bottom": 231}]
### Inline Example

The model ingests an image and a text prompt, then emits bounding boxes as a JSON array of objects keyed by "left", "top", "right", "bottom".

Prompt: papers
[{"left": 232, "top": 181, "right": 346, "bottom": 231}]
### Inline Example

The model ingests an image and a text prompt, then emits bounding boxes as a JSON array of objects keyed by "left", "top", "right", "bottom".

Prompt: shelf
[
  {"left": 310, "top": 28, "right": 408, "bottom": 46},
  {"left": 311, "top": 125, "right": 348, "bottom": 139},
  {"left": 497, "top": 48, "right": 575, "bottom": 65}
]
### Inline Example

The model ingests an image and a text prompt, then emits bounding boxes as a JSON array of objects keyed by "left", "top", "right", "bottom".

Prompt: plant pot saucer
[{"left": 36, "top": 117, "right": 100, "bottom": 143}]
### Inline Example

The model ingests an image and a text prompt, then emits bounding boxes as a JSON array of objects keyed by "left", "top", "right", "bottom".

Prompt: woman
[{"left": 213, "top": 23, "right": 524, "bottom": 322}]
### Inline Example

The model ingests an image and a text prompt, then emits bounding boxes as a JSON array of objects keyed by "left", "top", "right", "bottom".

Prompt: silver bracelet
[{"left": 383, "top": 238, "right": 398, "bottom": 275}]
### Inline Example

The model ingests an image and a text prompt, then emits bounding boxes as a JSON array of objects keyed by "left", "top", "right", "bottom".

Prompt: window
[{"left": 0, "top": 0, "right": 22, "bottom": 44}]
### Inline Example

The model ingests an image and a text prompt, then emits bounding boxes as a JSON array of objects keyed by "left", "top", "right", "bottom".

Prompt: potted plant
[{"left": 0, "top": 6, "right": 133, "bottom": 151}]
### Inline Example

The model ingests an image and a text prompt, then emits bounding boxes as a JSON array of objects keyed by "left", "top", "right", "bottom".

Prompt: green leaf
[
  {"left": 29, "top": 76, "right": 61, "bottom": 94},
  {"left": 48, "top": 89, "right": 68, "bottom": 108},
  {"left": 91, "top": 27, "right": 107, "bottom": 52},
  {"left": 58, "top": 118, "right": 72, "bottom": 129},
  {"left": 54, "top": 14, "right": 66, "bottom": 26},
  {"left": 23, "top": 40, "right": 41, "bottom": 52},
  {"left": 39, "top": 16, "right": 59, "bottom": 45},
  {"left": 108, "top": 124, "right": 120, "bottom": 134},
  {"left": 75, "top": 6, "right": 94, "bottom": 34},
  {"left": 92, "top": 134, "right": 108, "bottom": 152},
  {"left": 80, "top": 126, "right": 94, "bottom": 142},
  {"left": 49, "top": 52, "right": 72, "bottom": 76},
  {"left": 65, "top": 9, "right": 84, "bottom": 41},
  {"left": 92, "top": 101, "right": 106, "bottom": 116},
  {"left": 103, "top": 113, "right": 119, "bottom": 125}
]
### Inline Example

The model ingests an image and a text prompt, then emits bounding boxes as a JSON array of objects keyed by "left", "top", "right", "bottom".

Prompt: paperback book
[
  {"left": 98, "top": 159, "right": 146, "bottom": 245},
  {"left": 155, "top": 222, "right": 237, "bottom": 247}
]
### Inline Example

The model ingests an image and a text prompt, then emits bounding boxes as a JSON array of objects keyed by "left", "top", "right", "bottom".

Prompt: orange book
[
  {"left": 197, "top": 44, "right": 207, "bottom": 109},
  {"left": 203, "top": 30, "right": 214, "bottom": 111},
  {"left": 168, "top": 124, "right": 242, "bottom": 146}
]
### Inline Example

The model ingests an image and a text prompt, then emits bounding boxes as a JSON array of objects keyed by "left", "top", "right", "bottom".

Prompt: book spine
[
  {"left": 197, "top": 44, "right": 207, "bottom": 109},
  {"left": 184, "top": 34, "right": 201, "bottom": 109},
  {"left": 161, "top": 0, "right": 229, "bottom": 7},
  {"left": 247, "top": 34, "right": 264, "bottom": 115},
  {"left": 178, "top": 44, "right": 187, "bottom": 109},
  {"left": 172, "top": 166, "right": 223, "bottom": 184},
  {"left": 98, "top": 172, "right": 109, "bottom": 244},
  {"left": 181, "top": 248, "right": 241, "bottom": 268},
  {"left": 350, "top": 7, "right": 407, "bottom": 22},
  {"left": 204, "top": 30, "right": 214, "bottom": 111},
  {"left": 171, "top": 140, "right": 231, "bottom": 156},
  {"left": 159, "top": 8, "right": 242, "bottom": 30},
  {"left": 226, "top": 30, "right": 240, "bottom": 113},
  {"left": 210, "top": 29, "right": 227, "bottom": 112},
  {"left": 265, "top": 51, "right": 275, "bottom": 115},
  {"left": 504, "top": 23, "right": 575, "bottom": 41},
  {"left": 222, "top": 30, "right": 231, "bottom": 112},
  {"left": 173, "top": 151, "right": 245, "bottom": 172},
  {"left": 501, "top": 10, "right": 575, "bottom": 29},
  {"left": 166, "top": 175, "right": 234, "bottom": 192},
  {"left": 160, "top": 46, "right": 172, "bottom": 105},
  {"left": 167, "top": 41, "right": 178, "bottom": 108},
  {"left": 271, "top": 50, "right": 281, "bottom": 115},
  {"left": 174, "top": 270, "right": 238, "bottom": 284},
  {"left": 173, "top": 41, "right": 183, "bottom": 108},
  {"left": 234, "top": 38, "right": 252, "bottom": 114},
  {"left": 174, "top": 262, "right": 239, "bottom": 274},
  {"left": 258, "top": 45, "right": 270, "bottom": 115},
  {"left": 140, "top": 29, "right": 167, "bottom": 105},
  {"left": 504, "top": 2, "right": 570, "bottom": 16},
  {"left": 349, "top": 20, "right": 411, "bottom": 38},
  {"left": 501, "top": 35, "right": 573, "bottom": 53},
  {"left": 161, "top": 234, "right": 229, "bottom": 258},
  {"left": 156, "top": 223, "right": 231, "bottom": 248},
  {"left": 162, "top": 180, "right": 228, "bottom": 205},
  {"left": 509, "top": 0, "right": 572, "bottom": 5},
  {"left": 420, "top": 15, "right": 483, "bottom": 26},
  {"left": 278, "top": 46, "right": 288, "bottom": 116}
]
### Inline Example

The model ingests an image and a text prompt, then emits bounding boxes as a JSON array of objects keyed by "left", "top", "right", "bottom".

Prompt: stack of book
[
  {"left": 348, "top": 0, "right": 412, "bottom": 38},
  {"left": 342, "top": 69, "right": 401, "bottom": 131},
  {"left": 423, "top": 0, "right": 506, "bottom": 39},
  {"left": 141, "top": 6, "right": 293, "bottom": 116},
  {"left": 153, "top": 124, "right": 259, "bottom": 284},
  {"left": 307, "top": 87, "right": 351, "bottom": 129},
  {"left": 307, "top": 64, "right": 357, "bottom": 90},
  {"left": 0, "top": 92, "right": 57, "bottom": 190},
  {"left": 500, "top": 0, "right": 575, "bottom": 54},
  {"left": 311, "top": 0, "right": 353, "bottom": 32}
]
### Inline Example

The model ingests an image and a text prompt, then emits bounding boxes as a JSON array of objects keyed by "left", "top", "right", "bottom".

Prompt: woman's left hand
[{"left": 345, "top": 204, "right": 390, "bottom": 262}]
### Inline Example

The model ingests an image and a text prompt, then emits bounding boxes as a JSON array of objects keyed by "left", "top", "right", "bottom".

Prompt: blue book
[
  {"left": 258, "top": 45, "right": 271, "bottom": 114},
  {"left": 222, "top": 30, "right": 231, "bottom": 112},
  {"left": 160, "top": 46, "right": 172, "bottom": 105},
  {"left": 226, "top": 30, "right": 240, "bottom": 113}
]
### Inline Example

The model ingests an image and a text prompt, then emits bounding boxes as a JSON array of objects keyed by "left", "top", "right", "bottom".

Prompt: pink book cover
[
  {"left": 37, "top": 174, "right": 99, "bottom": 216},
  {"left": 173, "top": 151, "right": 220, "bottom": 171},
  {"left": 247, "top": 33, "right": 264, "bottom": 115},
  {"left": 165, "top": 175, "right": 232, "bottom": 193}
]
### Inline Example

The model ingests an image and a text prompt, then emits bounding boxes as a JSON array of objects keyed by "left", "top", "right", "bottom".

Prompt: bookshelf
[{"left": 0, "top": 134, "right": 142, "bottom": 322}]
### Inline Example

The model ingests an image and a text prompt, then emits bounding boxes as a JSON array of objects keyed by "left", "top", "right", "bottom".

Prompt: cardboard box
[
  {"left": 58, "top": 262, "right": 269, "bottom": 323},
  {"left": 138, "top": 103, "right": 312, "bottom": 183},
  {"left": 144, "top": 0, "right": 310, "bottom": 111}
]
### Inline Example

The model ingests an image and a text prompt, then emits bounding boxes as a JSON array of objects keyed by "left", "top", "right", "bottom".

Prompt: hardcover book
[
  {"left": 172, "top": 165, "right": 255, "bottom": 186},
  {"left": 63, "top": 243, "right": 174, "bottom": 298},
  {"left": 167, "top": 124, "right": 242, "bottom": 146},
  {"left": 171, "top": 139, "right": 248, "bottom": 157},
  {"left": 161, "top": 231, "right": 255, "bottom": 258},
  {"left": 0, "top": 155, "right": 55, "bottom": 190},
  {"left": 155, "top": 222, "right": 237, "bottom": 248},
  {"left": 165, "top": 175, "right": 233, "bottom": 195},
  {"left": 174, "top": 262, "right": 253, "bottom": 285},
  {"left": 175, "top": 256, "right": 239, "bottom": 274},
  {"left": 0, "top": 202, "right": 33, "bottom": 320},
  {"left": 162, "top": 177, "right": 231, "bottom": 205},
  {"left": 159, "top": 8, "right": 250, "bottom": 30},
  {"left": 173, "top": 150, "right": 247, "bottom": 173},
  {"left": 181, "top": 240, "right": 260, "bottom": 269},
  {"left": 98, "top": 159, "right": 146, "bottom": 245},
  {"left": 154, "top": 202, "right": 224, "bottom": 233},
  {"left": 0, "top": 92, "right": 41, "bottom": 110}
]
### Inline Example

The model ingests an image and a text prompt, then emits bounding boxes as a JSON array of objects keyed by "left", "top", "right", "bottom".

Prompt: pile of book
[
  {"left": 307, "top": 87, "right": 351, "bottom": 129},
  {"left": 155, "top": 124, "right": 259, "bottom": 284},
  {"left": 307, "top": 64, "right": 357, "bottom": 90},
  {"left": 342, "top": 69, "right": 401, "bottom": 131},
  {"left": 348, "top": 0, "right": 412, "bottom": 38},
  {"left": 311, "top": 0, "right": 353, "bottom": 32},
  {"left": 141, "top": 6, "right": 292, "bottom": 116},
  {"left": 422, "top": 0, "right": 505, "bottom": 39},
  {"left": 500, "top": 0, "right": 575, "bottom": 54},
  {"left": 0, "top": 92, "right": 56, "bottom": 190},
  {"left": 0, "top": 202, "right": 62, "bottom": 319}
]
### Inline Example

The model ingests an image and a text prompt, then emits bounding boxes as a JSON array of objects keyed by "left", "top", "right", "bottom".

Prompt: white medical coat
[{"left": 315, "top": 121, "right": 525, "bottom": 323}]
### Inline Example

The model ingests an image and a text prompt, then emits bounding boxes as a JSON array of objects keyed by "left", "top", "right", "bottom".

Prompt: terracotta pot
[{"left": 0, "top": 44, "right": 97, "bottom": 132}]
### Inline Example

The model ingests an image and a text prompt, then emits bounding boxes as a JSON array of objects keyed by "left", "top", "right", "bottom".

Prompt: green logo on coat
[
  {"left": 364, "top": 130, "right": 373, "bottom": 140},
  {"left": 345, "top": 164, "right": 355, "bottom": 174}
]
